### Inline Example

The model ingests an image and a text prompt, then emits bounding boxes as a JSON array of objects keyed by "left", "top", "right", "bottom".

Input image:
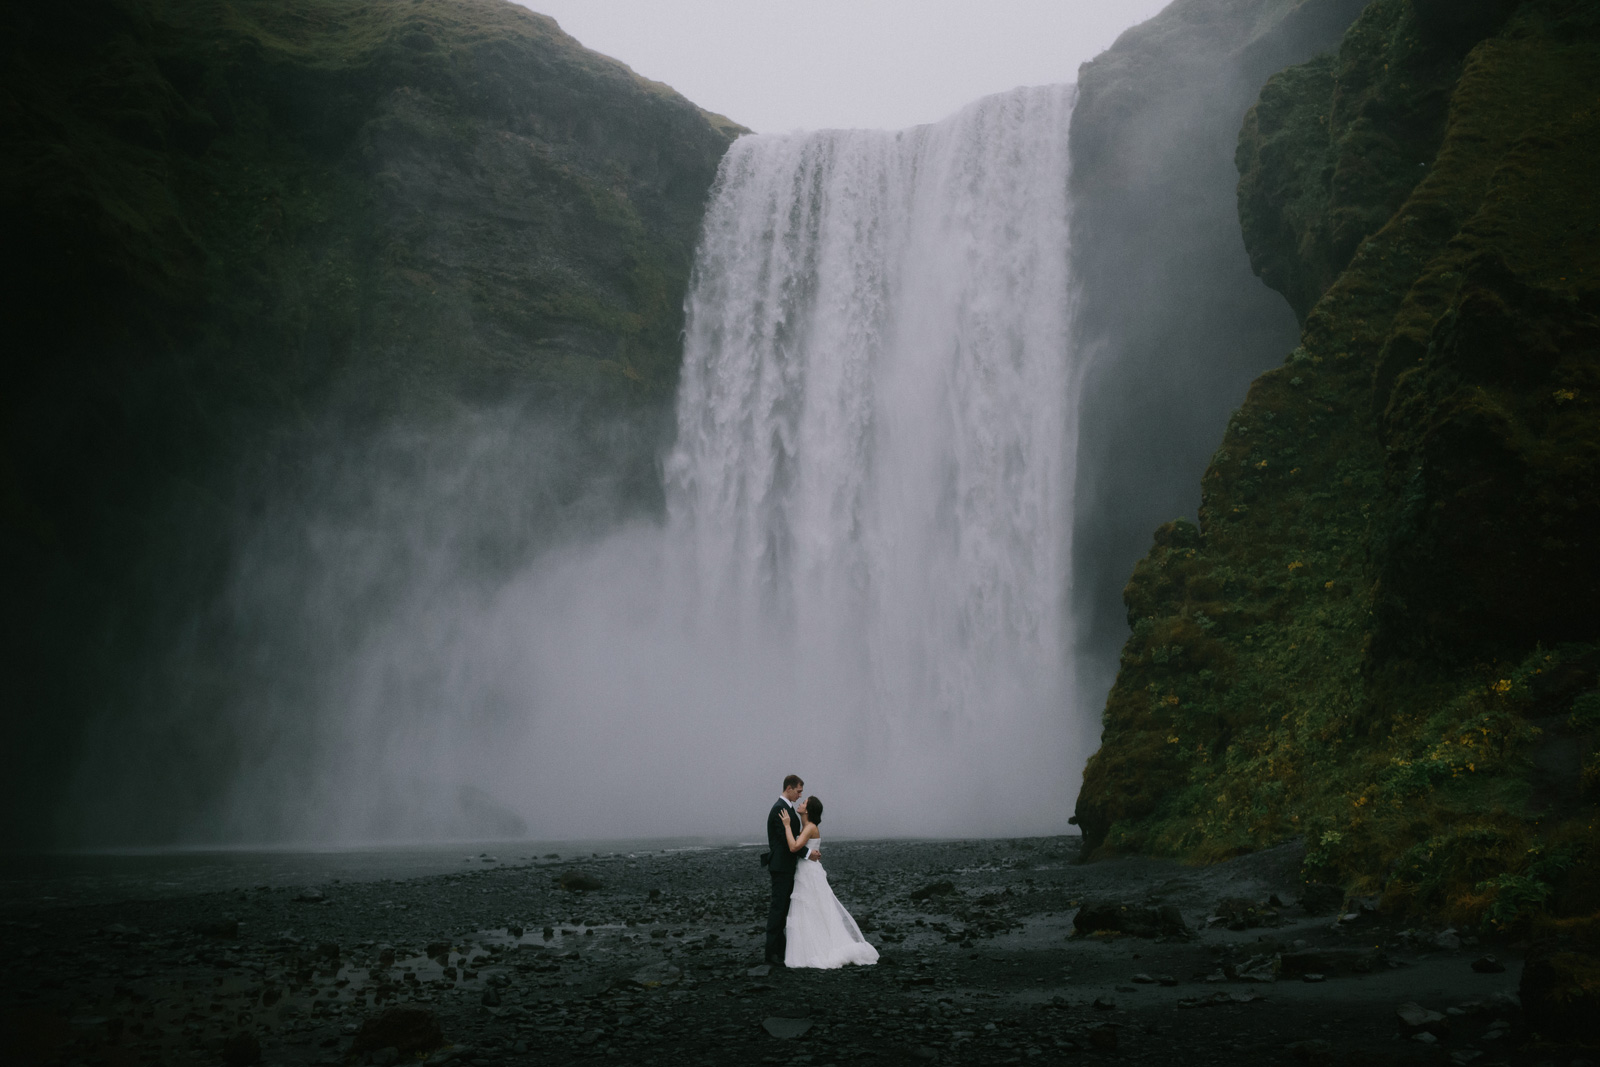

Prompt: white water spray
[{"left": 648, "top": 84, "right": 1083, "bottom": 833}]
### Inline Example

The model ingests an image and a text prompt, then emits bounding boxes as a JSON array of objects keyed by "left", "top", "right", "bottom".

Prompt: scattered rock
[
  {"left": 762, "top": 1017, "right": 814, "bottom": 1039},
  {"left": 426, "top": 941, "right": 451, "bottom": 959},
  {"left": 1092, "top": 996, "right": 1117, "bottom": 1010},
  {"left": 295, "top": 888, "right": 325, "bottom": 903},
  {"left": 1301, "top": 973, "right": 1326, "bottom": 983},
  {"left": 1297, "top": 884, "right": 1343, "bottom": 915},
  {"left": 1432, "top": 928, "right": 1463, "bottom": 952},
  {"left": 479, "top": 987, "right": 501, "bottom": 1007},
  {"left": 350, "top": 1006, "right": 444, "bottom": 1057},
  {"left": 1131, "top": 973, "right": 1156, "bottom": 983},
  {"left": 746, "top": 965, "right": 771, "bottom": 978},
  {"left": 1471, "top": 954, "right": 1506, "bottom": 974}
]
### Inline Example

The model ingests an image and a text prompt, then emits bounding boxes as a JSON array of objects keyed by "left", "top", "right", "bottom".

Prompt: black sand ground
[{"left": 0, "top": 837, "right": 1572, "bottom": 1066}]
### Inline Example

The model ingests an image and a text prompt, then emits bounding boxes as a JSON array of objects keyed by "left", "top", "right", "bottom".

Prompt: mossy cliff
[
  {"left": 0, "top": 0, "right": 739, "bottom": 846},
  {"left": 1076, "top": 0, "right": 1600, "bottom": 929}
]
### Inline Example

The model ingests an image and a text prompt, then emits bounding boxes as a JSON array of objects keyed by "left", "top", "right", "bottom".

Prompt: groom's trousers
[{"left": 765, "top": 869, "right": 795, "bottom": 964}]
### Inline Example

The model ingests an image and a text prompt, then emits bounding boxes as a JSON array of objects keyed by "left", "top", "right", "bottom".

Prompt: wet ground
[{"left": 0, "top": 836, "right": 1575, "bottom": 1066}]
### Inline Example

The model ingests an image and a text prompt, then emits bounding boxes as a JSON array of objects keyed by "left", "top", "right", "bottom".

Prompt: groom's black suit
[{"left": 764, "top": 798, "right": 802, "bottom": 965}]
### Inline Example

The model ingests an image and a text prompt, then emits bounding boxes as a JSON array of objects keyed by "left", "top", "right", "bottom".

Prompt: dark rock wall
[
  {"left": 0, "top": 0, "right": 740, "bottom": 847},
  {"left": 1076, "top": 0, "right": 1600, "bottom": 926},
  {"left": 1068, "top": 0, "right": 1368, "bottom": 711}
]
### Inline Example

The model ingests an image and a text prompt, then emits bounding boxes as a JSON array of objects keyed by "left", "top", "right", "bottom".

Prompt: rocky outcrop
[
  {"left": 0, "top": 0, "right": 740, "bottom": 847},
  {"left": 1076, "top": 0, "right": 1600, "bottom": 928}
]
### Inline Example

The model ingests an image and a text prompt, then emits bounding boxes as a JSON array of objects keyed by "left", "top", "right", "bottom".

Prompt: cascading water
[
  {"left": 649, "top": 83, "right": 1085, "bottom": 833},
  {"left": 83, "top": 83, "right": 1088, "bottom": 845}
]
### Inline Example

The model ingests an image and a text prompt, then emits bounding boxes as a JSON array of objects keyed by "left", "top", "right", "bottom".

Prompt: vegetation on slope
[{"left": 1076, "top": 0, "right": 1600, "bottom": 933}]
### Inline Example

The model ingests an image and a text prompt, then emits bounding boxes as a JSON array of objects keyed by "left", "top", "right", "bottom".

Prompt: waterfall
[
  {"left": 654, "top": 84, "right": 1083, "bottom": 833},
  {"left": 97, "top": 84, "right": 1086, "bottom": 845}
]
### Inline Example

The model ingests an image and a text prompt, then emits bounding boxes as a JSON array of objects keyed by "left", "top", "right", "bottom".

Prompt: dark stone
[
  {"left": 909, "top": 881, "right": 957, "bottom": 901},
  {"left": 1396, "top": 1002, "right": 1449, "bottom": 1038},
  {"left": 221, "top": 1031, "right": 261, "bottom": 1066},
  {"left": 480, "top": 988, "right": 501, "bottom": 1007},
  {"left": 295, "top": 888, "right": 325, "bottom": 903},
  {"left": 426, "top": 941, "right": 452, "bottom": 959},
  {"left": 350, "top": 1005, "right": 445, "bottom": 1057},
  {"left": 558, "top": 871, "right": 603, "bottom": 892},
  {"left": 762, "top": 1017, "right": 814, "bottom": 1039},
  {"left": 1088, "top": 1023, "right": 1118, "bottom": 1050},
  {"left": 1471, "top": 954, "right": 1506, "bottom": 973}
]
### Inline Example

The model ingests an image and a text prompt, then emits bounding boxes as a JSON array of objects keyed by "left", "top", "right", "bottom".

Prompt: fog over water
[{"left": 68, "top": 86, "right": 1085, "bottom": 846}]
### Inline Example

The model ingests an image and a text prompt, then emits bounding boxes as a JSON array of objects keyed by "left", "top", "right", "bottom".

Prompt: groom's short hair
[{"left": 783, "top": 774, "right": 803, "bottom": 790}]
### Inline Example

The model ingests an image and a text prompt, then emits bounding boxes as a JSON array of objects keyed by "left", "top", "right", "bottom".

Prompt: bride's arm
[{"left": 787, "top": 822, "right": 817, "bottom": 853}]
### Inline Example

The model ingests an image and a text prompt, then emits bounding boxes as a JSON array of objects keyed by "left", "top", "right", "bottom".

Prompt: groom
[{"left": 763, "top": 774, "right": 804, "bottom": 967}]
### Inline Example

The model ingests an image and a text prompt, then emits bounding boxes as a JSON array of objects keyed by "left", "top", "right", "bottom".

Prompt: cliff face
[
  {"left": 1067, "top": 0, "right": 1368, "bottom": 710},
  {"left": 0, "top": 0, "right": 739, "bottom": 846},
  {"left": 1076, "top": 0, "right": 1600, "bottom": 926}
]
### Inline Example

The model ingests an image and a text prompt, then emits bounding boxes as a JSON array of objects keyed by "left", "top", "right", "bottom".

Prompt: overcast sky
[{"left": 517, "top": 1, "right": 1173, "bottom": 133}]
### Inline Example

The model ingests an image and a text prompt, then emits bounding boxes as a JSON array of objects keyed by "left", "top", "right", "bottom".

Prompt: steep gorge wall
[
  {"left": 1068, "top": 0, "right": 1368, "bottom": 705},
  {"left": 0, "top": 0, "right": 740, "bottom": 846},
  {"left": 1076, "top": 0, "right": 1600, "bottom": 927}
]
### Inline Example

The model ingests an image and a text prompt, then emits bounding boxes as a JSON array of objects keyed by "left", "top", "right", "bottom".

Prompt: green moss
[{"left": 1078, "top": 0, "right": 1600, "bottom": 925}]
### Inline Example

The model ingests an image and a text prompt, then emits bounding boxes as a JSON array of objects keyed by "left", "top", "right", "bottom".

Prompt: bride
[{"left": 778, "top": 796, "right": 879, "bottom": 968}]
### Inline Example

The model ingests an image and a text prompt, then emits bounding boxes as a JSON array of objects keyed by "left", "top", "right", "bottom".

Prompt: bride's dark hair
[{"left": 805, "top": 796, "right": 823, "bottom": 824}]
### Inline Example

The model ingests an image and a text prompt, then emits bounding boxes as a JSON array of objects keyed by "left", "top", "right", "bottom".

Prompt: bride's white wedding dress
[{"left": 784, "top": 834, "right": 879, "bottom": 968}]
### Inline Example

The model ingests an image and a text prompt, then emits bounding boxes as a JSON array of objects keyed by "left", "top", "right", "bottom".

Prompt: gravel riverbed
[{"left": 0, "top": 837, "right": 1547, "bottom": 1066}]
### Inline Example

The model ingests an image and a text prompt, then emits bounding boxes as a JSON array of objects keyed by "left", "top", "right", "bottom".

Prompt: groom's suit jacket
[{"left": 766, "top": 799, "right": 801, "bottom": 875}]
